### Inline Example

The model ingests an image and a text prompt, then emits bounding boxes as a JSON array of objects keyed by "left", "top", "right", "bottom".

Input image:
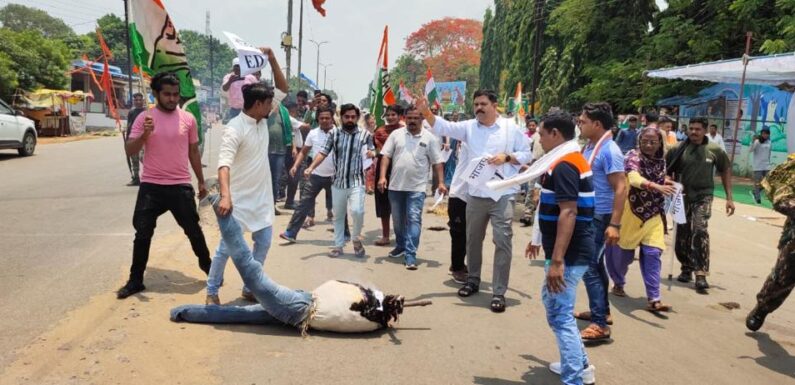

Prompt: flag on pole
[
  {"left": 312, "top": 0, "right": 327, "bottom": 16},
  {"left": 369, "top": 26, "right": 396, "bottom": 127},
  {"left": 96, "top": 28, "right": 120, "bottom": 123},
  {"left": 513, "top": 82, "right": 525, "bottom": 124},
  {"left": 129, "top": 0, "right": 203, "bottom": 144},
  {"left": 398, "top": 81, "right": 414, "bottom": 104},
  {"left": 424, "top": 68, "right": 440, "bottom": 110}
]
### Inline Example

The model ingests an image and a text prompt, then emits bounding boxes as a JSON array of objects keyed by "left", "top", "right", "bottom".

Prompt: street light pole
[
  {"left": 320, "top": 63, "right": 332, "bottom": 90},
  {"left": 309, "top": 39, "right": 328, "bottom": 88}
]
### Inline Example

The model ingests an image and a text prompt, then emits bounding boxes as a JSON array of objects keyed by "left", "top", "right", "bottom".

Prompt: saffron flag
[
  {"left": 398, "top": 81, "right": 414, "bottom": 104},
  {"left": 312, "top": 0, "right": 327, "bottom": 17},
  {"left": 424, "top": 68, "right": 440, "bottom": 110},
  {"left": 129, "top": 0, "right": 203, "bottom": 144},
  {"left": 369, "top": 26, "right": 396, "bottom": 127}
]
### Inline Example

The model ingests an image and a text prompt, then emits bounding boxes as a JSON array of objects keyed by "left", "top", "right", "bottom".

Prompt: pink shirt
[
  {"left": 130, "top": 107, "right": 198, "bottom": 185},
  {"left": 223, "top": 74, "right": 258, "bottom": 109}
]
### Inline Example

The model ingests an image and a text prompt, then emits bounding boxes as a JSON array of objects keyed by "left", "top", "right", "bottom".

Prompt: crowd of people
[{"left": 116, "top": 45, "right": 795, "bottom": 385}]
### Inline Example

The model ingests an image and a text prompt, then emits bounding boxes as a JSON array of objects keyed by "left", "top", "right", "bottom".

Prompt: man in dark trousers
[
  {"left": 118, "top": 72, "right": 211, "bottom": 299},
  {"left": 126, "top": 92, "right": 146, "bottom": 186}
]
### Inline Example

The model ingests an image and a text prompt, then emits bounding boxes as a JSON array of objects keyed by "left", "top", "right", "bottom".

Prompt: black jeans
[
  {"left": 285, "top": 174, "right": 348, "bottom": 238},
  {"left": 448, "top": 197, "right": 467, "bottom": 272},
  {"left": 129, "top": 183, "right": 211, "bottom": 284},
  {"left": 285, "top": 151, "right": 301, "bottom": 206}
]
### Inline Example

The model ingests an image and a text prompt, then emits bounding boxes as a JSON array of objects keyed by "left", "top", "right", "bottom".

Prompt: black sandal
[
  {"left": 457, "top": 282, "right": 479, "bottom": 297},
  {"left": 491, "top": 295, "right": 506, "bottom": 313}
]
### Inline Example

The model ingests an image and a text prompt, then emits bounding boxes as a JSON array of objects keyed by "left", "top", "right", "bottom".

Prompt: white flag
[
  {"left": 668, "top": 183, "right": 687, "bottom": 224},
  {"left": 223, "top": 31, "right": 268, "bottom": 76}
]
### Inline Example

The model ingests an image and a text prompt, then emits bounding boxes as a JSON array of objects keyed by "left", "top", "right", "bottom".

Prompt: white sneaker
[{"left": 549, "top": 362, "right": 596, "bottom": 384}]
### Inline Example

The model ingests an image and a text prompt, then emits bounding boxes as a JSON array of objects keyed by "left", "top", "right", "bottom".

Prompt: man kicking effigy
[{"left": 172, "top": 196, "right": 428, "bottom": 333}]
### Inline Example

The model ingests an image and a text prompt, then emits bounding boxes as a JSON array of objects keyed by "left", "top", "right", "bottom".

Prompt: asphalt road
[
  {"left": 0, "top": 131, "right": 220, "bottom": 371},
  {"left": 1, "top": 129, "right": 794, "bottom": 384}
]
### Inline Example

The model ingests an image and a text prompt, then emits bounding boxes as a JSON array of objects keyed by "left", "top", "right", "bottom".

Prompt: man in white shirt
[
  {"left": 708, "top": 123, "right": 726, "bottom": 151},
  {"left": 205, "top": 47, "right": 288, "bottom": 305},
  {"left": 279, "top": 106, "right": 339, "bottom": 243},
  {"left": 417, "top": 90, "right": 532, "bottom": 313},
  {"left": 378, "top": 106, "right": 447, "bottom": 270},
  {"left": 750, "top": 128, "right": 772, "bottom": 204}
]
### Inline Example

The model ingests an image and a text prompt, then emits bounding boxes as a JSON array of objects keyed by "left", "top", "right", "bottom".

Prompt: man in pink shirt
[
  {"left": 222, "top": 58, "right": 258, "bottom": 122},
  {"left": 118, "top": 72, "right": 211, "bottom": 299}
]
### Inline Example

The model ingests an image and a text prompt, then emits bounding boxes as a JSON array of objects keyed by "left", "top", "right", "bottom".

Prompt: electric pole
[
  {"left": 123, "top": 0, "right": 133, "bottom": 106},
  {"left": 206, "top": 10, "right": 214, "bottom": 99},
  {"left": 284, "top": 0, "right": 293, "bottom": 81},
  {"left": 297, "top": 0, "right": 304, "bottom": 80}
]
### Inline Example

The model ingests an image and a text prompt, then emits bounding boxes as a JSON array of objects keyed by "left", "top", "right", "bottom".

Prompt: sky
[{"left": 8, "top": 0, "right": 668, "bottom": 104}]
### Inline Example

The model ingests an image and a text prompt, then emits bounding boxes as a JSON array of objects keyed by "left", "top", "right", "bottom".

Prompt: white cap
[{"left": 232, "top": 57, "right": 239, "bottom": 66}]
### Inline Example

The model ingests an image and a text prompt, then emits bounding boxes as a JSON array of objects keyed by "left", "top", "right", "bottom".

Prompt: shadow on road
[
  {"left": 742, "top": 332, "right": 795, "bottom": 379},
  {"left": 0, "top": 152, "right": 23, "bottom": 162},
  {"left": 143, "top": 267, "right": 206, "bottom": 295},
  {"left": 473, "top": 354, "right": 559, "bottom": 384}
]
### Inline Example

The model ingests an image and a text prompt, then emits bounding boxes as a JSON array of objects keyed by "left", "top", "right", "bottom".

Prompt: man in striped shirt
[
  {"left": 305, "top": 103, "right": 375, "bottom": 258},
  {"left": 528, "top": 110, "right": 596, "bottom": 385}
]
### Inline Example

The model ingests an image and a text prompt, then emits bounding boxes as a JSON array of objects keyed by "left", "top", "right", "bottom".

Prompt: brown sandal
[
  {"left": 574, "top": 311, "right": 614, "bottom": 325},
  {"left": 374, "top": 237, "right": 391, "bottom": 246},
  {"left": 580, "top": 323, "right": 611, "bottom": 341},
  {"left": 646, "top": 301, "right": 672, "bottom": 313},
  {"left": 611, "top": 286, "right": 627, "bottom": 297}
]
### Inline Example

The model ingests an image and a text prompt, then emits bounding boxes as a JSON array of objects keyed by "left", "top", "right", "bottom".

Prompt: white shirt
[
  {"left": 289, "top": 116, "right": 304, "bottom": 148},
  {"left": 708, "top": 133, "right": 726, "bottom": 151},
  {"left": 431, "top": 116, "right": 532, "bottom": 200},
  {"left": 381, "top": 127, "right": 443, "bottom": 192},
  {"left": 750, "top": 138, "right": 772, "bottom": 171},
  {"left": 304, "top": 126, "right": 336, "bottom": 177}
]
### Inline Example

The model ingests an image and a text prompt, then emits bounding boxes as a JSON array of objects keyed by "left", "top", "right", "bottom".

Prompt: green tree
[
  {"left": 83, "top": 14, "right": 130, "bottom": 74},
  {"left": 0, "top": 4, "right": 74, "bottom": 39},
  {"left": 179, "top": 30, "right": 236, "bottom": 91},
  {"left": 0, "top": 28, "right": 70, "bottom": 100}
]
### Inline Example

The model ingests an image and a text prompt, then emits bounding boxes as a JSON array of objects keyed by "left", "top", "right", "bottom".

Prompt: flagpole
[{"left": 123, "top": 0, "right": 134, "bottom": 108}]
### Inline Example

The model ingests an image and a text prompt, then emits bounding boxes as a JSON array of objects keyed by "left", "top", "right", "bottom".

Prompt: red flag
[{"left": 312, "top": 0, "right": 326, "bottom": 16}]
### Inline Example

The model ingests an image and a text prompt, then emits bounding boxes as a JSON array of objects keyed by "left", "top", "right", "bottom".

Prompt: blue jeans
[
  {"left": 388, "top": 190, "right": 426, "bottom": 264},
  {"left": 268, "top": 153, "right": 286, "bottom": 200},
  {"left": 171, "top": 197, "right": 312, "bottom": 326},
  {"left": 206, "top": 226, "right": 271, "bottom": 296},
  {"left": 582, "top": 213, "right": 612, "bottom": 327},
  {"left": 542, "top": 264, "right": 590, "bottom": 385},
  {"left": 331, "top": 185, "right": 365, "bottom": 248}
]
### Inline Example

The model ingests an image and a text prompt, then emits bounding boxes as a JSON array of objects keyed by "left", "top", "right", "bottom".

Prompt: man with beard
[
  {"left": 667, "top": 117, "right": 735, "bottom": 293},
  {"left": 417, "top": 90, "right": 532, "bottom": 313},
  {"left": 373, "top": 105, "right": 405, "bottom": 247},
  {"left": 126, "top": 92, "right": 146, "bottom": 186},
  {"left": 118, "top": 72, "right": 211, "bottom": 299},
  {"left": 305, "top": 104, "right": 375, "bottom": 258},
  {"left": 378, "top": 106, "right": 446, "bottom": 270}
]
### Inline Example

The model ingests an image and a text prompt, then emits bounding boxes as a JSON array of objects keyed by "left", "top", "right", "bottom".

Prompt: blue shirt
[
  {"left": 582, "top": 138, "right": 624, "bottom": 215},
  {"left": 615, "top": 128, "right": 639, "bottom": 154}
]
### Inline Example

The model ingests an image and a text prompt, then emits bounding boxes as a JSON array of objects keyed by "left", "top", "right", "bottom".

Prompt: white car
[{"left": 0, "top": 98, "right": 36, "bottom": 156}]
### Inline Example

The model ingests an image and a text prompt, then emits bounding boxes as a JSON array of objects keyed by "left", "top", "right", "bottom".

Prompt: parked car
[{"left": 0, "top": 98, "right": 36, "bottom": 156}]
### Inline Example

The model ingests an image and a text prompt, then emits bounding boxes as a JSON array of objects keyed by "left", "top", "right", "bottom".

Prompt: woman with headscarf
[{"left": 606, "top": 127, "right": 676, "bottom": 312}]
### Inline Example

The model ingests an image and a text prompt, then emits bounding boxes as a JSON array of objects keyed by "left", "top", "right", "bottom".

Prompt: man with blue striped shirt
[{"left": 305, "top": 104, "right": 375, "bottom": 258}]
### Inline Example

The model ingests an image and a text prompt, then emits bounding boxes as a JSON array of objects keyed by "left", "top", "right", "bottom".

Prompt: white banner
[
  {"left": 223, "top": 31, "right": 268, "bottom": 77},
  {"left": 667, "top": 183, "right": 687, "bottom": 224}
]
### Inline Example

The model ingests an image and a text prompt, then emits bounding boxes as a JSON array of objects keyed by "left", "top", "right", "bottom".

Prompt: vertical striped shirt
[
  {"left": 320, "top": 126, "right": 375, "bottom": 189},
  {"left": 538, "top": 152, "right": 595, "bottom": 266}
]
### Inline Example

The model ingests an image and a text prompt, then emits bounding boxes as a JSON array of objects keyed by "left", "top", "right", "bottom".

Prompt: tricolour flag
[
  {"left": 398, "top": 81, "right": 414, "bottom": 104},
  {"left": 424, "top": 68, "right": 440, "bottom": 110},
  {"left": 129, "top": 0, "right": 203, "bottom": 144},
  {"left": 369, "top": 26, "right": 396, "bottom": 127},
  {"left": 513, "top": 82, "right": 525, "bottom": 124}
]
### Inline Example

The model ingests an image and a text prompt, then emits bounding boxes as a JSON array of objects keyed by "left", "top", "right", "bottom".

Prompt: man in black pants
[{"left": 118, "top": 72, "right": 211, "bottom": 299}]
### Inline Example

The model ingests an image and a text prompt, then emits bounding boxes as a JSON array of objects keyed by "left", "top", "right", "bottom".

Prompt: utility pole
[
  {"left": 310, "top": 39, "right": 329, "bottom": 88},
  {"left": 529, "top": 0, "right": 545, "bottom": 117},
  {"left": 206, "top": 10, "right": 214, "bottom": 99},
  {"left": 123, "top": 0, "right": 133, "bottom": 106},
  {"left": 297, "top": 0, "right": 304, "bottom": 80},
  {"left": 283, "top": 0, "right": 293, "bottom": 81}
]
